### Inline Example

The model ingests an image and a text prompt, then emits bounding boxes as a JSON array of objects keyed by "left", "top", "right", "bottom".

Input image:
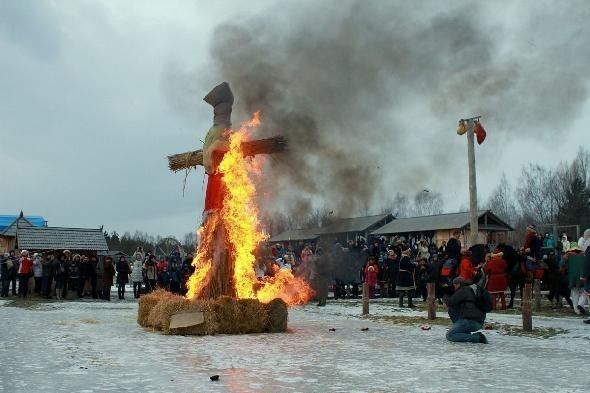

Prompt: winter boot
[
  {"left": 478, "top": 332, "right": 488, "bottom": 344},
  {"left": 408, "top": 296, "right": 416, "bottom": 308},
  {"left": 398, "top": 294, "right": 404, "bottom": 307}
]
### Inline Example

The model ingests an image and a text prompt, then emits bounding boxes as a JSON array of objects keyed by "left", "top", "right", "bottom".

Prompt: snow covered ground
[{"left": 1, "top": 295, "right": 589, "bottom": 393}]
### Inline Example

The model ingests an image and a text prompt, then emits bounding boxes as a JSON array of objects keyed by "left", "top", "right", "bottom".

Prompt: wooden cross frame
[{"left": 167, "top": 135, "right": 287, "bottom": 172}]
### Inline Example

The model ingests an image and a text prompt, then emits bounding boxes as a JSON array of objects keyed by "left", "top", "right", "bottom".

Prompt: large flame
[{"left": 187, "top": 112, "right": 314, "bottom": 306}]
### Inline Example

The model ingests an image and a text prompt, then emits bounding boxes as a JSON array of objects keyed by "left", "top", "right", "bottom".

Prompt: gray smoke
[{"left": 168, "top": 0, "right": 590, "bottom": 218}]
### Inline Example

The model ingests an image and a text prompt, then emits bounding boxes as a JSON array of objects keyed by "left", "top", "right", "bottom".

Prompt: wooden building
[
  {"left": 268, "top": 213, "right": 394, "bottom": 248},
  {"left": 371, "top": 210, "right": 513, "bottom": 247},
  {"left": 0, "top": 212, "right": 47, "bottom": 254},
  {"left": 15, "top": 226, "right": 109, "bottom": 254}
]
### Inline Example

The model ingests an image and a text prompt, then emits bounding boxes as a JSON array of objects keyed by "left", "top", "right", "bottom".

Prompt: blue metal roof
[{"left": 0, "top": 215, "right": 46, "bottom": 232}]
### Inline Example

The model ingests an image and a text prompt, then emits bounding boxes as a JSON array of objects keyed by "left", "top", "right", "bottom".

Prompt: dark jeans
[
  {"left": 446, "top": 307, "right": 483, "bottom": 343},
  {"left": 170, "top": 281, "right": 180, "bottom": 294},
  {"left": 68, "top": 277, "right": 79, "bottom": 296},
  {"left": 78, "top": 276, "right": 96, "bottom": 297},
  {"left": 418, "top": 281, "right": 428, "bottom": 301},
  {"left": 133, "top": 282, "right": 142, "bottom": 298},
  {"left": 103, "top": 285, "right": 111, "bottom": 301},
  {"left": 41, "top": 276, "right": 53, "bottom": 298},
  {"left": 11, "top": 275, "right": 17, "bottom": 295},
  {"left": 118, "top": 283, "right": 125, "bottom": 299},
  {"left": 18, "top": 274, "right": 30, "bottom": 298},
  {"left": 398, "top": 290, "right": 414, "bottom": 306},
  {"left": 34, "top": 277, "right": 42, "bottom": 294},
  {"left": 1, "top": 279, "right": 9, "bottom": 297},
  {"left": 147, "top": 279, "right": 156, "bottom": 293}
]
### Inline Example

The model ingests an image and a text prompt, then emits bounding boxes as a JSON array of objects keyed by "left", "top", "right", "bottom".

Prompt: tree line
[
  {"left": 103, "top": 148, "right": 590, "bottom": 249},
  {"left": 486, "top": 148, "right": 590, "bottom": 238},
  {"left": 103, "top": 230, "right": 196, "bottom": 256}
]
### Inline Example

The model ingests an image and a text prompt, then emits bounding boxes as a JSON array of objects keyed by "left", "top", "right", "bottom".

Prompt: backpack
[{"left": 473, "top": 284, "right": 493, "bottom": 313}]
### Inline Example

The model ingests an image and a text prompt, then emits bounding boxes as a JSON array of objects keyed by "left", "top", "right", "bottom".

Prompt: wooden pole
[
  {"left": 426, "top": 282, "right": 436, "bottom": 320},
  {"left": 362, "top": 283, "right": 369, "bottom": 315},
  {"left": 466, "top": 121, "right": 479, "bottom": 247},
  {"left": 533, "top": 279, "right": 541, "bottom": 311},
  {"left": 522, "top": 282, "right": 533, "bottom": 331}
]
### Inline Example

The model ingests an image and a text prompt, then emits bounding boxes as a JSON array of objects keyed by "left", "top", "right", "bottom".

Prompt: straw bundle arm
[{"left": 167, "top": 135, "right": 287, "bottom": 172}]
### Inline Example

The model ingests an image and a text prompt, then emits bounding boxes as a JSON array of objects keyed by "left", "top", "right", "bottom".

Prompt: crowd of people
[
  {"left": 2, "top": 225, "right": 589, "bottom": 343},
  {"left": 265, "top": 224, "right": 590, "bottom": 342},
  {"left": 0, "top": 247, "right": 195, "bottom": 301}
]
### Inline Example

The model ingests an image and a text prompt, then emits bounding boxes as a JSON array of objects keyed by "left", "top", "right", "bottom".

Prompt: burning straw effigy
[{"left": 138, "top": 82, "right": 311, "bottom": 335}]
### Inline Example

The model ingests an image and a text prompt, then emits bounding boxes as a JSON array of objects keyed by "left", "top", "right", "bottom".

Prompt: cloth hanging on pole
[{"left": 475, "top": 121, "right": 487, "bottom": 144}]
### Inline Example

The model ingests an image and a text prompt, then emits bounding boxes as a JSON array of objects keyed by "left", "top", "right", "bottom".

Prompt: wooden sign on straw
[{"left": 167, "top": 135, "right": 287, "bottom": 172}]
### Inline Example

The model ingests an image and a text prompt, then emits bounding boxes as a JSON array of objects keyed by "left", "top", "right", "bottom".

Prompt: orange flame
[{"left": 187, "top": 111, "right": 314, "bottom": 306}]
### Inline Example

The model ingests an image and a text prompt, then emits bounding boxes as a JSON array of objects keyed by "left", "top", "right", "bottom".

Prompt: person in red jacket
[
  {"left": 365, "top": 265, "right": 378, "bottom": 299},
  {"left": 458, "top": 249, "right": 476, "bottom": 282},
  {"left": 484, "top": 252, "right": 508, "bottom": 309},
  {"left": 364, "top": 256, "right": 379, "bottom": 277},
  {"left": 17, "top": 250, "right": 33, "bottom": 298}
]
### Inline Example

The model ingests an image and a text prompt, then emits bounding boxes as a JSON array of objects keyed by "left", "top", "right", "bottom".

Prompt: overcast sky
[{"left": 1, "top": 0, "right": 588, "bottom": 239}]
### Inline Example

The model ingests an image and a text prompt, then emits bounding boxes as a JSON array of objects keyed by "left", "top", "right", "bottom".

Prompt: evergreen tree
[{"left": 557, "top": 174, "right": 590, "bottom": 226}]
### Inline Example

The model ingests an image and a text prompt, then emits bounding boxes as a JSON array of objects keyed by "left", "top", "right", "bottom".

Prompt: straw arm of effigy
[{"left": 167, "top": 135, "right": 287, "bottom": 172}]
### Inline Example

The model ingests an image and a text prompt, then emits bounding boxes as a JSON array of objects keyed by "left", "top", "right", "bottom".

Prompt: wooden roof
[
  {"left": 372, "top": 210, "right": 512, "bottom": 235},
  {"left": 16, "top": 226, "right": 108, "bottom": 251}
]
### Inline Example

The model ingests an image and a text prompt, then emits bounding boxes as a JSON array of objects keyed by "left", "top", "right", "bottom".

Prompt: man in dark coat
[
  {"left": 446, "top": 231, "right": 462, "bottom": 262},
  {"left": 446, "top": 277, "right": 488, "bottom": 343}
]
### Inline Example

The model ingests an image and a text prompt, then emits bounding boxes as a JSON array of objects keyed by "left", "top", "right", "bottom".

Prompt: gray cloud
[
  {"left": 178, "top": 0, "right": 589, "bottom": 218},
  {"left": 0, "top": 1, "right": 61, "bottom": 59},
  {"left": 1, "top": 1, "right": 589, "bottom": 241}
]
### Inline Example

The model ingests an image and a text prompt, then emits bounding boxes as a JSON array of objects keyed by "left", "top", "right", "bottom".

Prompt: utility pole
[{"left": 457, "top": 116, "right": 480, "bottom": 247}]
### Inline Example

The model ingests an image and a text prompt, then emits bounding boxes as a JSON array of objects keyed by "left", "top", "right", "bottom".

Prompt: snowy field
[{"left": 1, "top": 294, "right": 589, "bottom": 393}]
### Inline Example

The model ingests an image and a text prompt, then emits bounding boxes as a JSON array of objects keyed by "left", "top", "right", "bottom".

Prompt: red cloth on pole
[
  {"left": 475, "top": 122, "right": 487, "bottom": 144},
  {"left": 204, "top": 172, "right": 226, "bottom": 212}
]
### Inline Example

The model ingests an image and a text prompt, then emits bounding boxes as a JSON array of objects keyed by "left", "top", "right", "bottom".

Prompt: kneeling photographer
[{"left": 445, "top": 277, "right": 492, "bottom": 344}]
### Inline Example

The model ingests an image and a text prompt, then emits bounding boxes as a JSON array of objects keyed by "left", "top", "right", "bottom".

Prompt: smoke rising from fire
[{"left": 172, "top": 0, "right": 590, "bottom": 219}]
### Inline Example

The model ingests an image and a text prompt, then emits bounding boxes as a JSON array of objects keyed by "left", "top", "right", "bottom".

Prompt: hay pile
[
  {"left": 137, "top": 292, "right": 288, "bottom": 335},
  {"left": 265, "top": 298, "right": 289, "bottom": 333},
  {"left": 137, "top": 289, "right": 175, "bottom": 327}
]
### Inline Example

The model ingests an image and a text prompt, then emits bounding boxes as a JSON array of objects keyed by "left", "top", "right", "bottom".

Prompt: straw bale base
[{"left": 137, "top": 292, "right": 288, "bottom": 335}]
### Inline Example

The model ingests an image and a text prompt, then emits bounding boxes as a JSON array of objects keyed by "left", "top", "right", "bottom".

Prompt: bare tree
[
  {"left": 413, "top": 190, "right": 443, "bottom": 216},
  {"left": 183, "top": 231, "right": 196, "bottom": 253},
  {"left": 515, "top": 164, "right": 559, "bottom": 224},
  {"left": 305, "top": 207, "right": 334, "bottom": 228},
  {"left": 486, "top": 172, "right": 519, "bottom": 225},
  {"left": 380, "top": 192, "right": 412, "bottom": 217}
]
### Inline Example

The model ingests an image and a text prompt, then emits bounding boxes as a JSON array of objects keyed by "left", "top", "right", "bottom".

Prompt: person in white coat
[
  {"left": 578, "top": 229, "right": 590, "bottom": 253},
  {"left": 130, "top": 254, "right": 144, "bottom": 299},
  {"left": 32, "top": 253, "right": 43, "bottom": 295}
]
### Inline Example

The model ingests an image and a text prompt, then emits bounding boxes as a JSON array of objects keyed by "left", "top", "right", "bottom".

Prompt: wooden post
[
  {"left": 533, "top": 279, "right": 541, "bottom": 311},
  {"left": 522, "top": 282, "right": 533, "bottom": 331},
  {"left": 362, "top": 283, "right": 369, "bottom": 315},
  {"left": 427, "top": 282, "right": 436, "bottom": 320},
  {"left": 466, "top": 121, "right": 479, "bottom": 247}
]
